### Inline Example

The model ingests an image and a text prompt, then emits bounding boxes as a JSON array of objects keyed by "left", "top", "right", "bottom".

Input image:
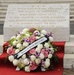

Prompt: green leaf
[
  {"left": 18, "top": 63, "right": 25, "bottom": 69},
  {"left": 9, "top": 38, "right": 16, "bottom": 46},
  {"left": 19, "top": 34, "right": 25, "bottom": 41},
  {"left": 27, "top": 31, "right": 32, "bottom": 35}
]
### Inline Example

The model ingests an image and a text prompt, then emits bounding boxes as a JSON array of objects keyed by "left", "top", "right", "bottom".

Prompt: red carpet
[{"left": 0, "top": 42, "right": 65, "bottom": 75}]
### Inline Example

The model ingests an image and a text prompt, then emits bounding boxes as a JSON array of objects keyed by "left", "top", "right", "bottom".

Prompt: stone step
[
  {"left": 64, "top": 54, "right": 74, "bottom": 69},
  {"left": 65, "top": 42, "right": 74, "bottom": 54},
  {"left": 70, "top": 18, "right": 74, "bottom": 21},
  {"left": 70, "top": 35, "right": 74, "bottom": 42},
  {"left": 0, "top": 10, "right": 7, "bottom": 14},
  {"left": 71, "top": 11, "right": 74, "bottom": 15},
  {"left": 0, "top": 35, "right": 4, "bottom": 55},
  {"left": 0, "top": 0, "right": 74, "bottom": 3},
  {"left": 0, "top": 18, "right": 5, "bottom": 22},
  {"left": 0, "top": 15, "right": 6, "bottom": 18},
  {"left": 0, "top": 2, "right": 74, "bottom": 5},
  {"left": 65, "top": 35, "right": 74, "bottom": 54},
  {"left": 0, "top": 7, "right": 7, "bottom": 10},
  {"left": 70, "top": 7, "right": 74, "bottom": 11}
]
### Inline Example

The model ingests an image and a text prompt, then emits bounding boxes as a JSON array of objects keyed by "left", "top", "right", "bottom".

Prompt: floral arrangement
[{"left": 3, "top": 28, "right": 59, "bottom": 72}]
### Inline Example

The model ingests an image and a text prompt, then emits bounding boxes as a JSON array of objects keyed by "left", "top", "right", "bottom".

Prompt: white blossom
[
  {"left": 23, "top": 42, "right": 29, "bottom": 47},
  {"left": 26, "top": 34, "right": 30, "bottom": 37},
  {"left": 37, "top": 44, "right": 43, "bottom": 49},
  {"left": 44, "top": 43, "right": 49, "bottom": 48},
  {"left": 23, "top": 58, "right": 29, "bottom": 65},
  {"left": 49, "top": 36, "right": 53, "bottom": 42},
  {"left": 13, "top": 41, "right": 17, "bottom": 46},
  {"left": 36, "top": 47, "right": 41, "bottom": 53},
  {"left": 15, "top": 49, "right": 19, "bottom": 53},
  {"left": 44, "top": 60, "right": 50, "bottom": 68},
  {"left": 22, "top": 54, "right": 26, "bottom": 59},
  {"left": 41, "top": 30, "right": 47, "bottom": 35},
  {"left": 30, "top": 55, "right": 36, "bottom": 61},
  {"left": 13, "top": 59, "right": 19, "bottom": 66},
  {"left": 39, "top": 53, "right": 44, "bottom": 59},
  {"left": 35, "top": 58, "right": 41, "bottom": 65},
  {"left": 48, "top": 54, "right": 52, "bottom": 58},
  {"left": 16, "top": 34, "right": 21, "bottom": 40},
  {"left": 8, "top": 55, "right": 14, "bottom": 62},
  {"left": 16, "top": 43, "right": 22, "bottom": 48},
  {"left": 23, "top": 28, "right": 29, "bottom": 33},
  {"left": 24, "top": 66, "right": 30, "bottom": 72}
]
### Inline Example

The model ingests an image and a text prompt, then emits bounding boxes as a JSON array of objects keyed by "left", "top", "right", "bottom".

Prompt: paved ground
[{"left": 63, "top": 69, "right": 74, "bottom": 75}]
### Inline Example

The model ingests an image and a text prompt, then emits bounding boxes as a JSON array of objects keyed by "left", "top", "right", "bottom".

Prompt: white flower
[
  {"left": 40, "top": 34, "right": 44, "bottom": 37},
  {"left": 22, "top": 54, "right": 26, "bottom": 59},
  {"left": 41, "top": 30, "right": 47, "bottom": 35},
  {"left": 25, "top": 34, "right": 30, "bottom": 37},
  {"left": 23, "top": 42, "right": 29, "bottom": 47},
  {"left": 36, "top": 36, "right": 40, "bottom": 39},
  {"left": 35, "top": 58, "right": 41, "bottom": 65},
  {"left": 44, "top": 43, "right": 49, "bottom": 48},
  {"left": 16, "top": 34, "right": 21, "bottom": 40},
  {"left": 44, "top": 60, "right": 50, "bottom": 68},
  {"left": 13, "top": 41, "right": 17, "bottom": 46},
  {"left": 15, "top": 49, "right": 19, "bottom": 53},
  {"left": 16, "top": 43, "right": 22, "bottom": 48},
  {"left": 48, "top": 54, "right": 52, "bottom": 58},
  {"left": 39, "top": 53, "right": 44, "bottom": 59},
  {"left": 16, "top": 66, "right": 20, "bottom": 71},
  {"left": 8, "top": 55, "right": 14, "bottom": 62},
  {"left": 23, "top": 58, "right": 29, "bottom": 65},
  {"left": 30, "top": 55, "right": 36, "bottom": 61},
  {"left": 49, "top": 36, "right": 53, "bottom": 42},
  {"left": 41, "top": 67, "right": 46, "bottom": 71},
  {"left": 36, "top": 47, "right": 41, "bottom": 53},
  {"left": 13, "top": 59, "right": 19, "bottom": 66},
  {"left": 24, "top": 66, "right": 30, "bottom": 72},
  {"left": 50, "top": 48, "right": 54, "bottom": 54},
  {"left": 34, "top": 30, "right": 40, "bottom": 36},
  {"left": 37, "top": 44, "right": 43, "bottom": 49},
  {"left": 23, "top": 28, "right": 29, "bottom": 33},
  {"left": 11, "top": 36, "right": 16, "bottom": 39},
  {"left": 46, "top": 58, "right": 50, "bottom": 62}
]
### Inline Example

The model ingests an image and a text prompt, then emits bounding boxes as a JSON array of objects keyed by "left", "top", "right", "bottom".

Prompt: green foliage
[{"left": 9, "top": 38, "right": 16, "bottom": 46}]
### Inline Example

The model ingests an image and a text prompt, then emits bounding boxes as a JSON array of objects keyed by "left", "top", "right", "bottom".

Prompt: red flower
[
  {"left": 29, "top": 28, "right": 36, "bottom": 33},
  {"left": 29, "top": 35, "right": 36, "bottom": 43},
  {"left": 7, "top": 47, "right": 15, "bottom": 55},
  {"left": 29, "top": 48, "right": 36, "bottom": 55},
  {"left": 30, "top": 62, "right": 38, "bottom": 70},
  {"left": 41, "top": 49, "right": 48, "bottom": 57}
]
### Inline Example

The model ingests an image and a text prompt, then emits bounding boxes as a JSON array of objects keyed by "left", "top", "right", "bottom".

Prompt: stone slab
[
  {"left": 4, "top": 4, "right": 70, "bottom": 42},
  {"left": 64, "top": 54, "right": 74, "bottom": 69}
]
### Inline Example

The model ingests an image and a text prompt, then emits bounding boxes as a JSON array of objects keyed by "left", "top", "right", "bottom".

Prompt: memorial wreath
[{"left": 3, "top": 28, "right": 59, "bottom": 72}]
